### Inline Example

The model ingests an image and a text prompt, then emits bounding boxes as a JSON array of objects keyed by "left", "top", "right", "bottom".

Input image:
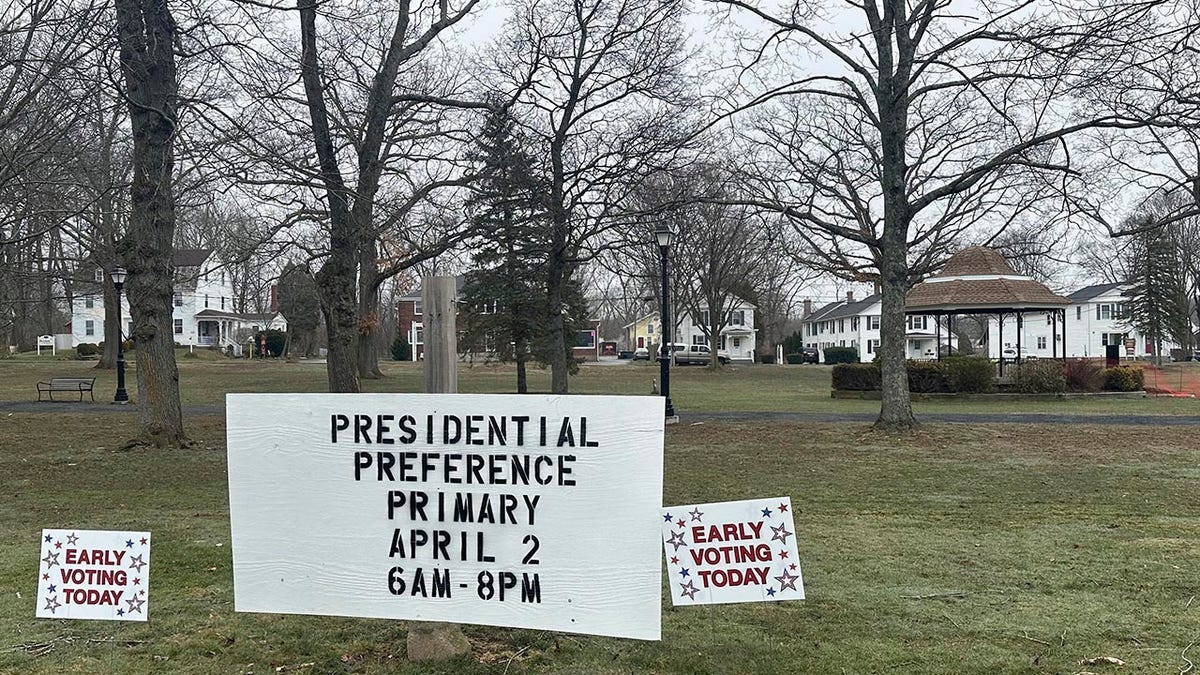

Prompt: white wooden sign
[
  {"left": 226, "top": 393, "right": 664, "bottom": 640},
  {"left": 661, "top": 497, "right": 804, "bottom": 606},
  {"left": 36, "top": 335, "right": 54, "bottom": 356},
  {"left": 36, "top": 529, "right": 151, "bottom": 621}
]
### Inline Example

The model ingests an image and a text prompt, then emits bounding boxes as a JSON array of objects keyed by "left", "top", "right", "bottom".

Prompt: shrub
[
  {"left": 262, "top": 329, "right": 286, "bottom": 357},
  {"left": 759, "top": 354, "right": 776, "bottom": 364},
  {"left": 1103, "top": 366, "right": 1144, "bottom": 392},
  {"left": 785, "top": 353, "right": 804, "bottom": 364},
  {"left": 75, "top": 342, "right": 98, "bottom": 357},
  {"left": 906, "top": 360, "right": 948, "bottom": 393},
  {"left": 943, "top": 356, "right": 994, "bottom": 393},
  {"left": 831, "top": 363, "right": 881, "bottom": 390},
  {"left": 823, "top": 346, "right": 859, "bottom": 364},
  {"left": 781, "top": 331, "right": 805, "bottom": 356},
  {"left": 391, "top": 336, "right": 412, "bottom": 361},
  {"left": 1016, "top": 360, "right": 1066, "bottom": 393},
  {"left": 1063, "top": 358, "right": 1105, "bottom": 392}
]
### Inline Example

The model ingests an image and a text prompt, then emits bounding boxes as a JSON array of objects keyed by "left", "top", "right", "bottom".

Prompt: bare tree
[
  {"left": 114, "top": 0, "right": 185, "bottom": 447},
  {"left": 708, "top": 0, "right": 1156, "bottom": 429},
  {"left": 502, "top": 0, "right": 693, "bottom": 393}
]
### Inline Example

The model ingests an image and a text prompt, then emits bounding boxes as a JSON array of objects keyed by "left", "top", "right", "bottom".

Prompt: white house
[
  {"left": 801, "top": 292, "right": 948, "bottom": 362},
  {"left": 623, "top": 298, "right": 758, "bottom": 362},
  {"left": 982, "top": 282, "right": 1173, "bottom": 359},
  {"left": 71, "top": 249, "right": 286, "bottom": 353}
]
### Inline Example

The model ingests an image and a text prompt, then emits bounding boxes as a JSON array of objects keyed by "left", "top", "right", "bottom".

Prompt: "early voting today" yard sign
[
  {"left": 226, "top": 393, "right": 664, "bottom": 640},
  {"left": 661, "top": 497, "right": 804, "bottom": 606},
  {"left": 35, "top": 529, "right": 151, "bottom": 621}
]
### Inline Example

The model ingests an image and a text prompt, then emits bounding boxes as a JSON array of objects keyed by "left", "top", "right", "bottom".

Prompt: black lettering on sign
[{"left": 522, "top": 534, "right": 540, "bottom": 565}]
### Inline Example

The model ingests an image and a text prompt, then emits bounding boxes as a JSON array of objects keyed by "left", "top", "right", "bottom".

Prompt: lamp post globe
[
  {"left": 111, "top": 267, "right": 129, "bottom": 404},
  {"left": 654, "top": 223, "right": 676, "bottom": 421}
]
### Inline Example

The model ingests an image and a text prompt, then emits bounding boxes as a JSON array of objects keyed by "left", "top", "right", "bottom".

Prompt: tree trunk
[
  {"left": 97, "top": 277, "right": 119, "bottom": 369},
  {"left": 516, "top": 355, "right": 528, "bottom": 393},
  {"left": 115, "top": 0, "right": 185, "bottom": 447},
  {"left": 356, "top": 241, "right": 383, "bottom": 379},
  {"left": 875, "top": 239, "right": 915, "bottom": 430},
  {"left": 546, "top": 227, "right": 570, "bottom": 394}
]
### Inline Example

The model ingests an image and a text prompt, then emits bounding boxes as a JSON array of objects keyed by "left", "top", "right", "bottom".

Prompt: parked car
[
  {"left": 670, "top": 343, "right": 730, "bottom": 365},
  {"left": 632, "top": 347, "right": 650, "bottom": 361},
  {"left": 1001, "top": 347, "right": 1036, "bottom": 359},
  {"left": 798, "top": 347, "right": 819, "bottom": 364}
]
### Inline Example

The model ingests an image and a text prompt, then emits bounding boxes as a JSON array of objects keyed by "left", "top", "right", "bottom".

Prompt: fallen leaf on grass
[
  {"left": 1079, "top": 656, "right": 1126, "bottom": 666},
  {"left": 275, "top": 663, "right": 313, "bottom": 673}
]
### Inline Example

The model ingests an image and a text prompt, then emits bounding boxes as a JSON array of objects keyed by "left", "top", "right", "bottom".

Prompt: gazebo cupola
[{"left": 905, "top": 246, "right": 1070, "bottom": 372}]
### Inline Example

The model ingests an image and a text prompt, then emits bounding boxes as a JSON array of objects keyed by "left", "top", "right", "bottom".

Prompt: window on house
[
  {"left": 730, "top": 310, "right": 745, "bottom": 325},
  {"left": 1046, "top": 314, "right": 1052, "bottom": 325},
  {"left": 701, "top": 310, "right": 711, "bottom": 326},
  {"left": 220, "top": 270, "right": 225, "bottom": 284},
  {"left": 838, "top": 319, "right": 845, "bottom": 332},
  {"left": 85, "top": 296, "right": 94, "bottom": 309},
  {"left": 733, "top": 337, "right": 741, "bottom": 348},
  {"left": 174, "top": 292, "right": 183, "bottom": 307},
  {"left": 174, "top": 319, "right": 183, "bottom": 334},
  {"left": 1037, "top": 336, "right": 1047, "bottom": 349},
  {"left": 1101, "top": 332, "right": 1127, "bottom": 347},
  {"left": 1098, "top": 304, "right": 1111, "bottom": 320},
  {"left": 94, "top": 268, "right": 104, "bottom": 283},
  {"left": 868, "top": 315, "right": 880, "bottom": 330},
  {"left": 204, "top": 294, "right": 209, "bottom": 308},
  {"left": 906, "top": 315, "right": 927, "bottom": 331},
  {"left": 85, "top": 320, "right": 94, "bottom": 336},
  {"left": 126, "top": 321, "right": 132, "bottom": 337},
  {"left": 414, "top": 300, "right": 422, "bottom": 315},
  {"left": 575, "top": 330, "right": 596, "bottom": 348},
  {"left": 839, "top": 340, "right": 845, "bottom": 347},
  {"left": 414, "top": 327, "right": 424, "bottom": 344},
  {"left": 851, "top": 317, "right": 859, "bottom": 331},
  {"left": 867, "top": 338, "right": 879, "bottom": 354},
  {"left": 692, "top": 335, "right": 706, "bottom": 345},
  {"left": 220, "top": 297, "right": 226, "bottom": 310},
  {"left": 1076, "top": 306, "right": 1082, "bottom": 320},
  {"left": 647, "top": 324, "right": 654, "bottom": 334}
]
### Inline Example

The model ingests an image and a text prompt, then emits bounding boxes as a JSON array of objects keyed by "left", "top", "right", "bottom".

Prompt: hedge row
[{"left": 832, "top": 358, "right": 1147, "bottom": 394}]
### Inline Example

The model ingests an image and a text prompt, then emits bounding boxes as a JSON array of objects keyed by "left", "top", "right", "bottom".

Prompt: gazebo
[{"left": 905, "top": 247, "right": 1071, "bottom": 375}]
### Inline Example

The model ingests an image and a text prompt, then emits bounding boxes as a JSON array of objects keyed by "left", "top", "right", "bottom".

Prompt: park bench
[{"left": 36, "top": 377, "right": 96, "bottom": 402}]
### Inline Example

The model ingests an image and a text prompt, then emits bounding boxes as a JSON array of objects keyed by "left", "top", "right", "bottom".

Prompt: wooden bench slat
[{"left": 36, "top": 377, "right": 96, "bottom": 402}]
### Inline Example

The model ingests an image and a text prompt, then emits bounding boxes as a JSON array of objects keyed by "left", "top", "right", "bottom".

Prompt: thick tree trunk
[
  {"left": 875, "top": 247, "right": 915, "bottom": 429},
  {"left": 115, "top": 0, "right": 185, "bottom": 447},
  {"left": 356, "top": 241, "right": 383, "bottom": 379},
  {"left": 516, "top": 355, "right": 528, "bottom": 393},
  {"left": 319, "top": 283, "right": 360, "bottom": 393}
]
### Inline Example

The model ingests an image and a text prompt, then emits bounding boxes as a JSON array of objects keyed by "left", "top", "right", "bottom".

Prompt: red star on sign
[
  {"left": 779, "top": 550, "right": 788, "bottom": 558},
  {"left": 779, "top": 503, "right": 789, "bottom": 513},
  {"left": 676, "top": 519, "right": 685, "bottom": 528},
  {"left": 140, "top": 537, "right": 147, "bottom": 545},
  {"left": 670, "top": 556, "right": 679, "bottom": 565}
]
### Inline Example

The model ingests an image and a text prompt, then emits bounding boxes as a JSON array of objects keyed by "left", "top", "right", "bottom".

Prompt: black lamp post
[
  {"left": 111, "top": 266, "right": 129, "bottom": 404},
  {"left": 654, "top": 222, "right": 676, "bottom": 420}
]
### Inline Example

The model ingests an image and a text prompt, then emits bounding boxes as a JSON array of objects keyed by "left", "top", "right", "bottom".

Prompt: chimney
[
  {"left": 802, "top": 299, "right": 812, "bottom": 317},
  {"left": 269, "top": 284, "right": 278, "bottom": 313},
  {"left": 846, "top": 290, "right": 855, "bottom": 302}
]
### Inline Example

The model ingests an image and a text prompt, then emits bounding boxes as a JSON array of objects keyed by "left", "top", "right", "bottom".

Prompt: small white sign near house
[
  {"left": 661, "top": 497, "right": 803, "bottom": 606},
  {"left": 226, "top": 393, "right": 665, "bottom": 640},
  {"left": 36, "top": 529, "right": 151, "bottom": 621}
]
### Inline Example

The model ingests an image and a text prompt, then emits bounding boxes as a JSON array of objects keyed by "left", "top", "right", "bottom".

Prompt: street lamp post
[
  {"left": 111, "top": 267, "right": 129, "bottom": 404},
  {"left": 654, "top": 222, "right": 677, "bottom": 421}
]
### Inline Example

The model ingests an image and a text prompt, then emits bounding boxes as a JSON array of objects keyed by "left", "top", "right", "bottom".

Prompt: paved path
[{"left": 3, "top": 401, "right": 1197, "bottom": 426}]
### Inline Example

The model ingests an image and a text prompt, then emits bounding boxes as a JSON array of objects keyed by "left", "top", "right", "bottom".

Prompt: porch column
[
  {"left": 1016, "top": 312, "right": 1023, "bottom": 367},
  {"left": 998, "top": 313, "right": 1004, "bottom": 377}
]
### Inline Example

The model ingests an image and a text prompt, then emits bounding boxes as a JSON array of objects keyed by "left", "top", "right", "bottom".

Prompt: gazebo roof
[{"left": 906, "top": 246, "right": 1070, "bottom": 313}]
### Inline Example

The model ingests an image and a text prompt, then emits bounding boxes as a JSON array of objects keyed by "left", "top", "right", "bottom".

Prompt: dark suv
[{"left": 798, "top": 347, "right": 819, "bottom": 364}]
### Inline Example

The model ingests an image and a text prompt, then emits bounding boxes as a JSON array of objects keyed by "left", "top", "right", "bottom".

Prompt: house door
[{"left": 637, "top": 337, "right": 644, "bottom": 348}]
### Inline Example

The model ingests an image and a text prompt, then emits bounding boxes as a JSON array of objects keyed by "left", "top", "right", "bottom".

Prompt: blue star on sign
[
  {"left": 761, "top": 507, "right": 772, "bottom": 518},
  {"left": 43, "top": 534, "right": 52, "bottom": 543},
  {"left": 663, "top": 513, "right": 673, "bottom": 522},
  {"left": 117, "top": 608, "right": 125, "bottom": 617},
  {"left": 125, "top": 539, "right": 134, "bottom": 548},
  {"left": 766, "top": 587, "right": 776, "bottom": 597},
  {"left": 679, "top": 567, "right": 690, "bottom": 578},
  {"left": 47, "top": 584, "right": 56, "bottom": 593}
]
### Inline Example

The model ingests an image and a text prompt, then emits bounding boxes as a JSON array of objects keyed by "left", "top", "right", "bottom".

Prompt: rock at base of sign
[{"left": 406, "top": 621, "right": 471, "bottom": 661}]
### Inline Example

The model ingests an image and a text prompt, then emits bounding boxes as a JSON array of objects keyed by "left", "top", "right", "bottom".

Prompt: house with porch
[
  {"left": 621, "top": 298, "right": 758, "bottom": 363},
  {"left": 71, "top": 249, "right": 285, "bottom": 354}
]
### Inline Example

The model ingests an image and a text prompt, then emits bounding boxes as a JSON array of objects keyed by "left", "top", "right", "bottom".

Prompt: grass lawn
[
  {"left": 0, "top": 359, "right": 1197, "bottom": 673},
  {"left": 3, "top": 353, "right": 1200, "bottom": 416}
]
